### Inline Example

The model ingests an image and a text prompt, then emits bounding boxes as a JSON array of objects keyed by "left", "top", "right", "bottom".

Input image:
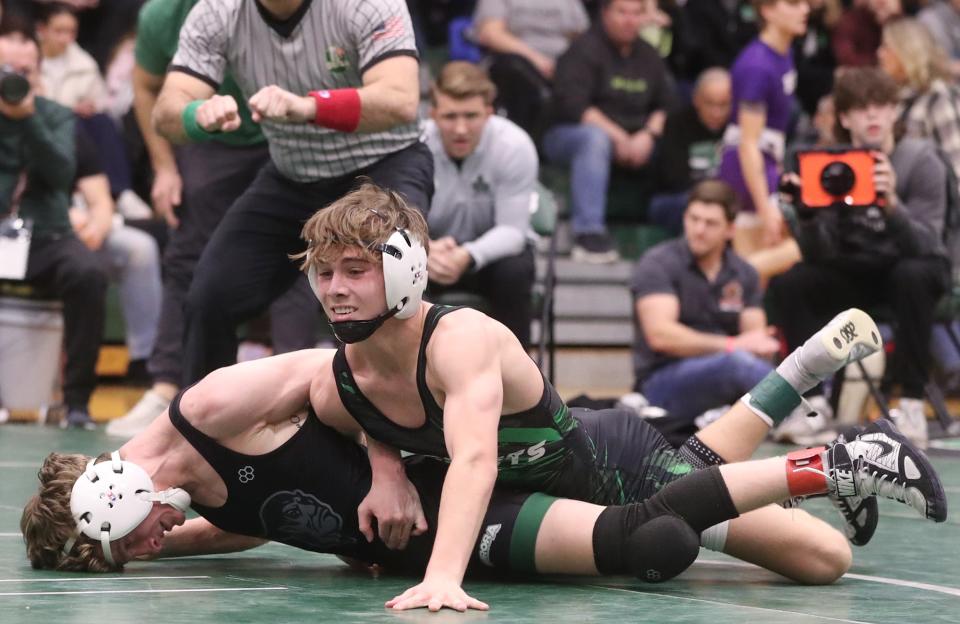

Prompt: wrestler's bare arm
[
  {"left": 157, "top": 517, "right": 267, "bottom": 559},
  {"left": 178, "top": 349, "right": 337, "bottom": 439},
  {"left": 387, "top": 311, "right": 500, "bottom": 611}
]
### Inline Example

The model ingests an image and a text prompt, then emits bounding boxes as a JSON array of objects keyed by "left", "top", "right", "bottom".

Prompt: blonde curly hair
[
  {"left": 294, "top": 181, "right": 429, "bottom": 272},
  {"left": 21, "top": 452, "right": 120, "bottom": 572}
]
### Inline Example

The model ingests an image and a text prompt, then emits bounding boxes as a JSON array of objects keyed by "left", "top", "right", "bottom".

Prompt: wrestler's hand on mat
[
  {"left": 358, "top": 475, "right": 428, "bottom": 550},
  {"left": 195, "top": 94, "right": 242, "bottom": 133},
  {"left": 386, "top": 577, "right": 489, "bottom": 612},
  {"left": 248, "top": 85, "right": 314, "bottom": 124}
]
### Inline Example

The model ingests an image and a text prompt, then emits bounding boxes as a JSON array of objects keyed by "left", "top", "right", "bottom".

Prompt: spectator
[
  {"left": 832, "top": 0, "right": 881, "bottom": 67},
  {"left": 918, "top": 0, "right": 960, "bottom": 79},
  {"left": 770, "top": 67, "right": 950, "bottom": 449},
  {"left": 106, "top": 0, "right": 322, "bottom": 438},
  {"left": 472, "top": 0, "right": 588, "bottom": 81},
  {"left": 631, "top": 180, "right": 778, "bottom": 439},
  {"left": 681, "top": 0, "right": 758, "bottom": 80},
  {"left": 880, "top": 18, "right": 960, "bottom": 180},
  {"left": 423, "top": 62, "right": 538, "bottom": 348},
  {"left": 36, "top": 2, "right": 151, "bottom": 220},
  {"left": 717, "top": 0, "right": 807, "bottom": 281},
  {"left": 70, "top": 126, "right": 161, "bottom": 382},
  {"left": 472, "top": 0, "right": 588, "bottom": 140},
  {"left": 152, "top": 0, "right": 431, "bottom": 386},
  {"left": 36, "top": 2, "right": 106, "bottom": 116},
  {"left": 543, "top": 0, "right": 675, "bottom": 263},
  {"left": 878, "top": 17, "right": 960, "bottom": 397},
  {"left": 0, "top": 21, "right": 107, "bottom": 428},
  {"left": 794, "top": 0, "right": 840, "bottom": 117},
  {"left": 648, "top": 67, "right": 731, "bottom": 235}
]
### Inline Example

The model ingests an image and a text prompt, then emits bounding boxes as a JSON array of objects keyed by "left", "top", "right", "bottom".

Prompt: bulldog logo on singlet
[{"left": 259, "top": 489, "right": 345, "bottom": 549}]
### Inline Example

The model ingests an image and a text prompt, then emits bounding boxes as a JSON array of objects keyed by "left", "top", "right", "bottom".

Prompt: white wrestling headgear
[
  {"left": 307, "top": 229, "right": 428, "bottom": 343},
  {"left": 62, "top": 451, "right": 191, "bottom": 566}
]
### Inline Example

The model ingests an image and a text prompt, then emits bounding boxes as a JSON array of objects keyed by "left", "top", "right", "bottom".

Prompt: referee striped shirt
[{"left": 171, "top": 0, "right": 421, "bottom": 182}]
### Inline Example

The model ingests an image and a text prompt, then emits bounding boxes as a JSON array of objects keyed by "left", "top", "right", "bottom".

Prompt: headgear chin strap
[
  {"left": 308, "top": 229, "right": 428, "bottom": 344},
  {"left": 63, "top": 451, "right": 191, "bottom": 566}
]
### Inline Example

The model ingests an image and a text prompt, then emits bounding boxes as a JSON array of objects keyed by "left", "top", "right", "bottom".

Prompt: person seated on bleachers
[
  {"left": 70, "top": 126, "right": 161, "bottom": 384},
  {"left": 0, "top": 19, "right": 107, "bottom": 428},
  {"left": 631, "top": 180, "right": 779, "bottom": 440},
  {"left": 473, "top": 0, "right": 589, "bottom": 81},
  {"left": 794, "top": 0, "right": 840, "bottom": 119},
  {"left": 648, "top": 67, "right": 731, "bottom": 236},
  {"left": 770, "top": 67, "right": 951, "bottom": 449},
  {"left": 918, "top": 0, "right": 960, "bottom": 79},
  {"left": 680, "top": 0, "right": 758, "bottom": 82},
  {"left": 472, "top": 0, "right": 589, "bottom": 141},
  {"left": 542, "top": 0, "right": 676, "bottom": 264},
  {"left": 423, "top": 62, "right": 538, "bottom": 349},
  {"left": 35, "top": 2, "right": 151, "bottom": 220},
  {"left": 880, "top": 18, "right": 960, "bottom": 182},
  {"left": 833, "top": 0, "right": 882, "bottom": 67}
]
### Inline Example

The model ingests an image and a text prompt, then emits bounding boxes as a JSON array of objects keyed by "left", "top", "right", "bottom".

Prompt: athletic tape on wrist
[
  {"left": 740, "top": 371, "right": 803, "bottom": 427},
  {"left": 181, "top": 100, "right": 217, "bottom": 142}
]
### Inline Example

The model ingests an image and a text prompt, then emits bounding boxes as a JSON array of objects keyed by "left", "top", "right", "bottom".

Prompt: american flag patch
[{"left": 371, "top": 15, "right": 404, "bottom": 41}]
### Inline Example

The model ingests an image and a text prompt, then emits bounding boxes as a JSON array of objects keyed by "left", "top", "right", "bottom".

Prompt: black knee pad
[{"left": 593, "top": 506, "right": 700, "bottom": 583}]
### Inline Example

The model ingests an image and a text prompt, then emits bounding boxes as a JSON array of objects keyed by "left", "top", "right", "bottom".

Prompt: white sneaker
[
  {"left": 890, "top": 398, "right": 929, "bottom": 450},
  {"left": 772, "top": 395, "right": 837, "bottom": 446},
  {"left": 106, "top": 390, "right": 170, "bottom": 438},
  {"left": 116, "top": 189, "right": 153, "bottom": 220}
]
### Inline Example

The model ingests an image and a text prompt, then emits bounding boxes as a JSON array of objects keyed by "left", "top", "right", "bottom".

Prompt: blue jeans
[
  {"left": 647, "top": 191, "right": 689, "bottom": 236},
  {"left": 542, "top": 123, "right": 612, "bottom": 234},
  {"left": 102, "top": 224, "right": 162, "bottom": 360},
  {"left": 640, "top": 351, "right": 773, "bottom": 427}
]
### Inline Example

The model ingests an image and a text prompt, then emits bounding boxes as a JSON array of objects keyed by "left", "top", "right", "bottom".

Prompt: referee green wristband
[{"left": 181, "top": 100, "right": 218, "bottom": 142}]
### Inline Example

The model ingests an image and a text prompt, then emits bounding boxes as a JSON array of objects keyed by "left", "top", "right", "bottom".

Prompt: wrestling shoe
[
  {"left": 824, "top": 421, "right": 897, "bottom": 546},
  {"left": 826, "top": 418, "right": 947, "bottom": 522}
]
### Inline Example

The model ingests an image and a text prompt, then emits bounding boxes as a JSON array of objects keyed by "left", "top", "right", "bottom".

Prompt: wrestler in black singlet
[
  {"left": 334, "top": 305, "right": 697, "bottom": 506},
  {"left": 166, "top": 388, "right": 540, "bottom": 573}
]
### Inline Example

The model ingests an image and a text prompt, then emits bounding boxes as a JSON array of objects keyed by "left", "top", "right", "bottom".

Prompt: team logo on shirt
[
  {"left": 259, "top": 489, "right": 345, "bottom": 549},
  {"left": 326, "top": 45, "right": 348, "bottom": 73},
  {"left": 718, "top": 280, "right": 745, "bottom": 313},
  {"left": 472, "top": 175, "right": 491, "bottom": 195}
]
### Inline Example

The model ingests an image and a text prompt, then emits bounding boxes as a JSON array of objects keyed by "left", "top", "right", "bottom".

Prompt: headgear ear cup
[
  {"left": 307, "top": 264, "right": 321, "bottom": 299},
  {"left": 382, "top": 229, "right": 428, "bottom": 320},
  {"left": 64, "top": 451, "right": 191, "bottom": 566}
]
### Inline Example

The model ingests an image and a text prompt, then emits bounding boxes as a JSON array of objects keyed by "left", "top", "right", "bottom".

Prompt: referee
[{"left": 152, "top": 0, "right": 432, "bottom": 384}]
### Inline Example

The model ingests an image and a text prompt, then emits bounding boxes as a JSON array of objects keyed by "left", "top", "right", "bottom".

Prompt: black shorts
[
  {"left": 552, "top": 407, "right": 694, "bottom": 505},
  {"left": 364, "top": 458, "right": 553, "bottom": 576}
]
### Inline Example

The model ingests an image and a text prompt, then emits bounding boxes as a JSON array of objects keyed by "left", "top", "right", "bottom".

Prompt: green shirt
[
  {"left": 0, "top": 98, "right": 75, "bottom": 237},
  {"left": 135, "top": 0, "right": 264, "bottom": 147}
]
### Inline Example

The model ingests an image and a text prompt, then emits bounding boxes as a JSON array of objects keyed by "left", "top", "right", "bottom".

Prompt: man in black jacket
[
  {"left": 648, "top": 67, "right": 731, "bottom": 235},
  {"left": 0, "top": 19, "right": 107, "bottom": 429}
]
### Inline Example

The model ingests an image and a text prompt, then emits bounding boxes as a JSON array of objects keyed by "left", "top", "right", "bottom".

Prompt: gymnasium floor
[{"left": 1, "top": 425, "right": 958, "bottom": 623}]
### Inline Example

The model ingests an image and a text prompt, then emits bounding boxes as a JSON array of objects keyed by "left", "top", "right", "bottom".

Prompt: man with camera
[
  {"left": 770, "top": 67, "right": 952, "bottom": 448},
  {"left": 0, "top": 20, "right": 107, "bottom": 429}
]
